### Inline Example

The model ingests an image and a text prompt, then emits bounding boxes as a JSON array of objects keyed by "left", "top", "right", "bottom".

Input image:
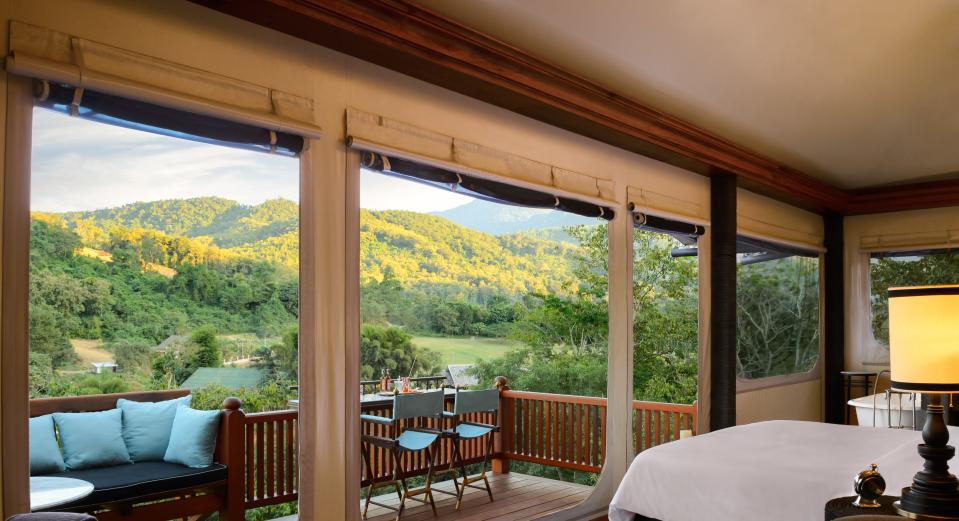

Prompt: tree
[
  {"left": 111, "top": 339, "right": 152, "bottom": 374},
  {"left": 359, "top": 324, "right": 441, "bottom": 380},
  {"left": 474, "top": 225, "right": 700, "bottom": 405},
  {"left": 152, "top": 349, "right": 191, "bottom": 388},
  {"left": 736, "top": 256, "right": 819, "bottom": 379},
  {"left": 29, "top": 303, "right": 77, "bottom": 369},
  {"left": 870, "top": 253, "right": 959, "bottom": 345},
  {"left": 190, "top": 325, "right": 223, "bottom": 368},
  {"left": 256, "top": 326, "right": 299, "bottom": 379},
  {"left": 29, "top": 352, "right": 56, "bottom": 398}
]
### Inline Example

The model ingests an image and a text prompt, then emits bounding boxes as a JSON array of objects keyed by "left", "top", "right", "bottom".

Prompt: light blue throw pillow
[
  {"left": 164, "top": 406, "right": 221, "bottom": 468},
  {"left": 53, "top": 409, "right": 131, "bottom": 470},
  {"left": 117, "top": 395, "right": 192, "bottom": 462},
  {"left": 29, "top": 414, "right": 66, "bottom": 475}
]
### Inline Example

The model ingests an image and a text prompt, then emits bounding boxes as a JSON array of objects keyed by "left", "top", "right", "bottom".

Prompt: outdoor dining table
[
  {"left": 287, "top": 387, "right": 456, "bottom": 409},
  {"left": 285, "top": 387, "right": 457, "bottom": 411},
  {"left": 360, "top": 387, "right": 456, "bottom": 407}
]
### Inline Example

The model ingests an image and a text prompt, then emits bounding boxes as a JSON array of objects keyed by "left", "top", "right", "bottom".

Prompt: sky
[{"left": 30, "top": 107, "right": 470, "bottom": 213}]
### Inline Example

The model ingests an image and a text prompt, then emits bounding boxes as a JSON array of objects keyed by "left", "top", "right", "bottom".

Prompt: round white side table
[{"left": 29, "top": 476, "right": 94, "bottom": 511}]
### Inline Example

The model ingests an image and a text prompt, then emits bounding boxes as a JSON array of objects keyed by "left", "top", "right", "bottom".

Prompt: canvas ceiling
[{"left": 416, "top": 0, "right": 959, "bottom": 190}]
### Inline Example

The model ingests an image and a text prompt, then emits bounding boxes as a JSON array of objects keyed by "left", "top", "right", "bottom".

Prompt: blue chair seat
[
  {"left": 398, "top": 430, "right": 439, "bottom": 451},
  {"left": 454, "top": 423, "right": 493, "bottom": 439}
]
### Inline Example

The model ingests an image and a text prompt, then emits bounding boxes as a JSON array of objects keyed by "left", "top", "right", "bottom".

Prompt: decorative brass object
[{"left": 853, "top": 463, "right": 886, "bottom": 508}]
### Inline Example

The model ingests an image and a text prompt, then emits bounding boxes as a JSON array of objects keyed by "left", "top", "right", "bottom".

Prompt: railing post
[
  {"left": 218, "top": 397, "right": 245, "bottom": 521},
  {"left": 492, "top": 376, "right": 511, "bottom": 474}
]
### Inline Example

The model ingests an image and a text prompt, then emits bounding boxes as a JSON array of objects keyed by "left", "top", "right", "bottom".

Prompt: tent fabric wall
[{"left": 737, "top": 188, "right": 824, "bottom": 251}]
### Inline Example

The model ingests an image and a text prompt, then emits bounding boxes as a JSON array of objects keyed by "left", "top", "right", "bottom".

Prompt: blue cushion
[
  {"left": 117, "top": 395, "right": 191, "bottom": 462},
  {"left": 53, "top": 409, "right": 131, "bottom": 470},
  {"left": 397, "top": 430, "right": 439, "bottom": 452},
  {"left": 454, "top": 423, "right": 494, "bottom": 439},
  {"left": 29, "top": 414, "right": 66, "bottom": 475},
  {"left": 164, "top": 406, "right": 221, "bottom": 468}
]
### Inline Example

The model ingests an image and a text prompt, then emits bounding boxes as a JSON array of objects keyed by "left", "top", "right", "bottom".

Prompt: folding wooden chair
[
  {"left": 360, "top": 390, "right": 445, "bottom": 520},
  {"left": 439, "top": 389, "right": 500, "bottom": 510}
]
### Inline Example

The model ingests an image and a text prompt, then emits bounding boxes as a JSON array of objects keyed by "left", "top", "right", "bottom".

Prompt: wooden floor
[{"left": 362, "top": 472, "right": 593, "bottom": 521}]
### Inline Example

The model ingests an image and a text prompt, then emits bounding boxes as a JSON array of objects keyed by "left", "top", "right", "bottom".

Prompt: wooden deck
[{"left": 362, "top": 472, "right": 593, "bottom": 521}]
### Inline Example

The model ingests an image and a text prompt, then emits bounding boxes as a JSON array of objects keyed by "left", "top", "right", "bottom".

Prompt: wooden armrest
[
  {"left": 405, "top": 427, "right": 443, "bottom": 435},
  {"left": 460, "top": 420, "right": 499, "bottom": 432},
  {"left": 362, "top": 434, "right": 397, "bottom": 449}
]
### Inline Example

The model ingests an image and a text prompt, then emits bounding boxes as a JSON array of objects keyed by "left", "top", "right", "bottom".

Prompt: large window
[
  {"left": 870, "top": 250, "right": 959, "bottom": 346},
  {"left": 30, "top": 104, "right": 299, "bottom": 408},
  {"left": 358, "top": 153, "right": 612, "bottom": 506},
  {"left": 736, "top": 239, "right": 820, "bottom": 380}
]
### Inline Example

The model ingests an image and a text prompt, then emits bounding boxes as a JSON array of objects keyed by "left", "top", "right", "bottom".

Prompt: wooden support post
[
  {"left": 710, "top": 175, "right": 737, "bottom": 430},
  {"left": 823, "top": 213, "right": 846, "bottom": 424},
  {"left": 492, "top": 376, "right": 511, "bottom": 474},
  {"left": 217, "top": 397, "right": 245, "bottom": 521}
]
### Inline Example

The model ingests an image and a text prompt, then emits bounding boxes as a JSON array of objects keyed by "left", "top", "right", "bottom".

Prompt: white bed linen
[{"left": 609, "top": 420, "right": 958, "bottom": 521}]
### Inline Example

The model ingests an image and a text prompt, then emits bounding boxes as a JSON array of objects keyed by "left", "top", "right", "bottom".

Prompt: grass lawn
[
  {"left": 411, "top": 336, "right": 523, "bottom": 366},
  {"left": 66, "top": 339, "right": 113, "bottom": 371}
]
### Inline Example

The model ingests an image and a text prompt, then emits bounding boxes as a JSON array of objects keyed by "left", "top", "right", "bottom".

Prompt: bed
[{"left": 609, "top": 420, "right": 958, "bottom": 521}]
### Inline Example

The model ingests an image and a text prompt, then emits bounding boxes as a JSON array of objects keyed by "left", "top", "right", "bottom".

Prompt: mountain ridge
[
  {"left": 45, "top": 197, "right": 582, "bottom": 298},
  {"left": 433, "top": 199, "right": 596, "bottom": 235}
]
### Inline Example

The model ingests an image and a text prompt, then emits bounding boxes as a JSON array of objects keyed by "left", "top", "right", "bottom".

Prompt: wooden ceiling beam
[
  {"left": 846, "top": 179, "right": 959, "bottom": 215},
  {"left": 191, "top": 0, "right": 958, "bottom": 217}
]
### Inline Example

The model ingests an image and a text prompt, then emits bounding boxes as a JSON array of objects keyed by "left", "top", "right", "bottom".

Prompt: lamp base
[
  {"left": 895, "top": 500, "right": 959, "bottom": 520},
  {"left": 896, "top": 395, "right": 959, "bottom": 520}
]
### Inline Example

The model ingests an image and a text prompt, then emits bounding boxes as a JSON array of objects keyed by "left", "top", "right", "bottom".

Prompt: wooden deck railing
[
  {"left": 632, "top": 400, "right": 696, "bottom": 453},
  {"left": 499, "top": 389, "right": 608, "bottom": 473},
  {"left": 238, "top": 376, "right": 696, "bottom": 513},
  {"left": 242, "top": 409, "right": 299, "bottom": 510},
  {"left": 497, "top": 381, "right": 696, "bottom": 473}
]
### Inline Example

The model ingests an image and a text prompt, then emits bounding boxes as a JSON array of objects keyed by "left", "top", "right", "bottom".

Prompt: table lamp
[{"left": 889, "top": 285, "right": 959, "bottom": 519}]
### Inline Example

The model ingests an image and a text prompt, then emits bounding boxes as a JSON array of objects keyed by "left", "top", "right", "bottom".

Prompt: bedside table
[{"left": 825, "top": 495, "right": 903, "bottom": 520}]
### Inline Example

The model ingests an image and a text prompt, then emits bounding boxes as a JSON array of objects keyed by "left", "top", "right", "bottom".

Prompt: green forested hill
[
  {"left": 53, "top": 198, "right": 580, "bottom": 297},
  {"left": 62, "top": 197, "right": 300, "bottom": 248},
  {"left": 360, "top": 209, "right": 577, "bottom": 297}
]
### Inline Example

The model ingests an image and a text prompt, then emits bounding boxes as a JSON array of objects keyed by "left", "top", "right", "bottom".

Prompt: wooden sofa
[{"left": 29, "top": 390, "right": 245, "bottom": 521}]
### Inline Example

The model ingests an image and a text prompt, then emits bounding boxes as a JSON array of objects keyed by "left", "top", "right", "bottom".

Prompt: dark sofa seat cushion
[{"left": 42, "top": 461, "right": 226, "bottom": 509}]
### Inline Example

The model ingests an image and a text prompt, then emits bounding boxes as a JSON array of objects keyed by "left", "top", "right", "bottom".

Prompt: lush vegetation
[
  {"left": 736, "top": 255, "right": 820, "bottom": 379},
  {"left": 470, "top": 225, "right": 700, "bottom": 404},
  {"left": 29, "top": 198, "right": 591, "bottom": 397}
]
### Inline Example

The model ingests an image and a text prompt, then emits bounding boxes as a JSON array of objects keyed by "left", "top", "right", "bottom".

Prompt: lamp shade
[{"left": 889, "top": 285, "right": 959, "bottom": 392}]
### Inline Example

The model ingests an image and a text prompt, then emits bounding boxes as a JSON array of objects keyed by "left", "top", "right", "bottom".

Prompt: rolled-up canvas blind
[
  {"left": 737, "top": 188, "right": 824, "bottom": 254},
  {"left": 37, "top": 81, "right": 304, "bottom": 156},
  {"left": 627, "top": 185, "right": 708, "bottom": 226},
  {"left": 7, "top": 21, "right": 320, "bottom": 139},
  {"left": 861, "top": 229, "right": 959, "bottom": 254},
  {"left": 346, "top": 107, "right": 616, "bottom": 205},
  {"left": 629, "top": 203, "right": 705, "bottom": 244},
  {"left": 362, "top": 152, "right": 614, "bottom": 220}
]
